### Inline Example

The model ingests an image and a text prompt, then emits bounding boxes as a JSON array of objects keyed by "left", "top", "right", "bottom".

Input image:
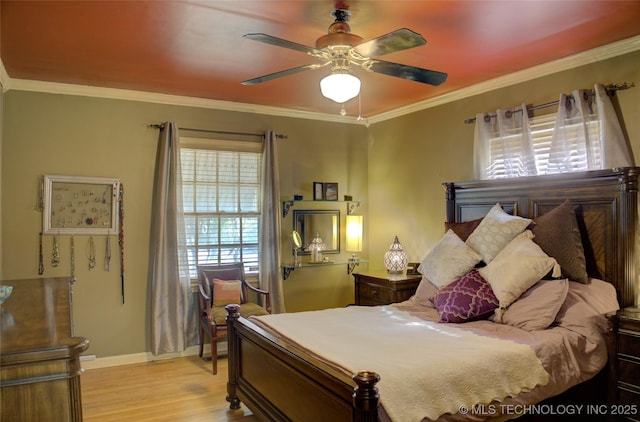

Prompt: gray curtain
[
  {"left": 150, "top": 122, "right": 197, "bottom": 354},
  {"left": 259, "top": 131, "right": 285, "bottom": 313}
]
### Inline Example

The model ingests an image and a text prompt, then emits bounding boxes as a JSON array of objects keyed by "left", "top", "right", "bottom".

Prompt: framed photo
[
  {"left": 323, "top": 182, "right": 338, "bottom": 200},
  {"left": 43, "top": 175, "right": 120, "bottom": 235},
  {"left": 313, "top": 182, "right": 324, "bottom": 200},
  {"left": 406, "top": 262, "right": 421, "bottom": 275}
]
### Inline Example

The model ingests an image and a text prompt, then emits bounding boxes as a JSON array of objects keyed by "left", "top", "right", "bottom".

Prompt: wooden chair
[{"left": 197, "top": 263, "right": 271, "bottom": 375}]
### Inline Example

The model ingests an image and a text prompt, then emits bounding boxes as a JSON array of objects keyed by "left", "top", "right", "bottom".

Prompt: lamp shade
[
  {"left": 384, "top": 235, "right": 408, "bottom": 274},
  {"left": 320, "top": 72, "right": 361, "bottom": 103},
  {"left": 345, "top": 215, "right": 363, "bottom": 252}
]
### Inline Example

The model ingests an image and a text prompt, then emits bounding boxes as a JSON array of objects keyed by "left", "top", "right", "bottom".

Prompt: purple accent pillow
[{"left": 431, "top": 270, "right": 499, "bottom": 323}]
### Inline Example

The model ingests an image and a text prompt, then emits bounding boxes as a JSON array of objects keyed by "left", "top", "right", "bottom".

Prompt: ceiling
[{"left": 2, "top": 1, "right": 640, "bottom": 119}]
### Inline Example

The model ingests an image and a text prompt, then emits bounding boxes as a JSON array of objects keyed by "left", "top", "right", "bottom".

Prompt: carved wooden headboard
[{"left": 443, "top": 167, "right": 639, "bottom": 307}]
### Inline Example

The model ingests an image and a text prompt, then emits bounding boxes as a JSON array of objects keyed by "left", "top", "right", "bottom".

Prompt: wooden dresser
[
  {"left": 1, "top": 277, "right": 89, "bottom": 422},
  {"left": 614, "top": 307, "right": 640, "bottom": 421},
  {"left": 353, "top": 271, "right": 422, "bottom": 306}
]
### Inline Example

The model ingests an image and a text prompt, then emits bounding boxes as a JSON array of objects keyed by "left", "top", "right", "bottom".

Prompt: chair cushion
[
  {"left": 212, "top": 303, "right": 269, "bottom": 325},
  {"left": 212, "top": 279, "right": 242, "bottom": 306}
]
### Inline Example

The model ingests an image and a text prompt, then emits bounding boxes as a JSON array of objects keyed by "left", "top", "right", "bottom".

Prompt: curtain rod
[
  {"left": 463, "top": 82, "right": 635, "bottom": 124},
  {"left": 148, "top": 123, "right": 287, "bottom": 139}
]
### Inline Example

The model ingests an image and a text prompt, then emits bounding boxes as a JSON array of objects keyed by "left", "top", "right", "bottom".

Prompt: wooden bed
[{"left": 225, "top": 167, "right": 639, "bottom": 421}]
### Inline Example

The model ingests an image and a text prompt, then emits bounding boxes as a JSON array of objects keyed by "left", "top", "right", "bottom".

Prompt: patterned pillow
[
  {"left": 532, "top": 200, "right": 589, "bottom": 283},
  {"left": 431, "top": 270, "right": 499, "bottom": 323},
  {"left": 212, "top": 279, "right": 242, "bottom": 306},
  {"left": 418, "top": 229, "right": 482, "bottom": 288},
  {"left": 466, "top": 203, "right": 532, "bottom": 264}
]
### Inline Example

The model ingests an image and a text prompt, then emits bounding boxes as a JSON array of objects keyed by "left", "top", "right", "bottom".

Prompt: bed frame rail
[{"left": 225, "top": 304, "right": 380, "bottom": 421}]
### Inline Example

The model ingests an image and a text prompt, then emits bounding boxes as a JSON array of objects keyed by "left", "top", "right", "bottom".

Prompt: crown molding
[
  {"left": 367, "top": 34, "right": 640, "bottom": 124},
  {"left": 2, "top": 35, "right": 638, "bottom": 126},
  {"left": 0, "top": 60, "right": 9, "bottom": 91},
  {"left": 3, "top": 77, "right": 365, "bottom": 125}
]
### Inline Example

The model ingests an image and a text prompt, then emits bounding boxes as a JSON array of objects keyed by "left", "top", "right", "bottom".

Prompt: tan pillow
[
  {"left": 410, "top": 277, "right": 439, "bottom": 307},
  {"left": 478, "top": 230, "right": 559, "bottom": 309},
  {"left": 532, "top": 200, "right": 589, "bottom": 284},
  {"left": 212, "top": 279, "right": 242, "bottom": 306},
  {"left": 499, "top": 279, "right": 569, "bottom": 331}
]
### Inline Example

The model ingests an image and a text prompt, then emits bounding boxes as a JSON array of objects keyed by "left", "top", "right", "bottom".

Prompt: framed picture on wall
[
  {"left": 313, "top": 182, "right": 324, "bottom": 200},
  {"left": 323, "top": 182, "right": 338, "bottom": 200},
  {"left": 43, "top": 174, "right": 120, "bottom": 235}
]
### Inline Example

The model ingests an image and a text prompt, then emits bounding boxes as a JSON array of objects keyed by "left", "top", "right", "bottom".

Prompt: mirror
[
  {"left": 291, "top": 231, "right": 302, "bottom": 266},
  {"left": 293, "top": 210, "right": 340, "bottom": 254},
  {"left": 292, "top": 231, "right": 302, "bottom": 249}
]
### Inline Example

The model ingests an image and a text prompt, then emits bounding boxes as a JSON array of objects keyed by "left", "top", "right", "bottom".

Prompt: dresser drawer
[
  {"left": 617, "top": 387, "right": 640, "bottom": 420},
  {"left": 358, "top": 283, "right": 393, "bottom": 304},
  {"left": 619, "top": 331, "right": 640, "bottom": 357},
  {"left": 619, "top": 357, "right": 640, "bottom": 387}
]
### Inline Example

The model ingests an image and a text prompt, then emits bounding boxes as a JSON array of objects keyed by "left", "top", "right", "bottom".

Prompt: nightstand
[
  {"left": 353, "top": 271, "right": 422, "bottom": 306},
  {"left": 614, "top": 307, "right": 640, "bottom": 421}
]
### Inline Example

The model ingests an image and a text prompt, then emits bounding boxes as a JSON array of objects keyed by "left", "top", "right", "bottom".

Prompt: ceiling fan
[{"left": 241, "top": 8, "right": 447, "bottom": 104}]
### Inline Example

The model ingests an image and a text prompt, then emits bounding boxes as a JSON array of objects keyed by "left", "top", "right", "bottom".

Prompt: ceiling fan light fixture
[{"left": 320, "top": 72, "right": 361, "bottom": 103}]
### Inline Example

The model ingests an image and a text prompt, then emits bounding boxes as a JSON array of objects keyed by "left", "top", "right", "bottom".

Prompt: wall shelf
[
  {"left": 282, "top": 200, "right": 364, "bottom": 217},
  {"left": 282, "top": 258, "right": 367, "bottom": 280}
]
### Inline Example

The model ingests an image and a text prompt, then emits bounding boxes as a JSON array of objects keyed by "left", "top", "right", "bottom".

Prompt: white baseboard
[{"left": 81, "top": 343, "right": 227, "bottom": 370}]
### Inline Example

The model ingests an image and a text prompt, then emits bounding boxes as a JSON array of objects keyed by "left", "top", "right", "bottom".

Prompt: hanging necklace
[
  {"left": 52, "top": 233, "right": 60, "bottom": 267},
  {"left": 38, "top": 232, "right": 45, "bottom": 275},
  {"left": 105, "top": 233, "right": 111, "bottom": 271},
  {"left": 70, "top": 236, "right": 77, "bottom": 283},
  {"left": 88, "top": 236, "right": 96, "bottom": 270}
]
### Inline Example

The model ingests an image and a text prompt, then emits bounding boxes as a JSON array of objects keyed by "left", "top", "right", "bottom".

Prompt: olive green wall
[
  {"left": 1, "top": 92, "right": 367, "bottom": 357},
  {"left": 2, "top": 50, "right": 639, "bottom": 360},
  {"left": 366, "top": 51, "right": 640, "bottom": 302}
]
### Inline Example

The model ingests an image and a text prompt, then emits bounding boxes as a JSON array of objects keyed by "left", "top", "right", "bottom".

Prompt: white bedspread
[{"left": 253, "top": 306, "right": 549, "bottom": 421}]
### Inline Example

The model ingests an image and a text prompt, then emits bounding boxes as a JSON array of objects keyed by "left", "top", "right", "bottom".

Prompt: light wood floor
[{"left": 81, "top": 355, "right": 259, "bottom": 422}]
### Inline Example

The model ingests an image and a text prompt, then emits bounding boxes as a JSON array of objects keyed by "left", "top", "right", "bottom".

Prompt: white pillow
[
  {"left": 418, "top": 229, "right": 482, "bottom": 288},
  {"left": 466, "top": 203, "right": 532, "bottom": 264},
  {"left": 478, "top": 230, "right": 559, "bottom": 309}
]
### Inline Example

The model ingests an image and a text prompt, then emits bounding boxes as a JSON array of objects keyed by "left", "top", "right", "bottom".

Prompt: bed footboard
[{"left": 225, "top": 304, "right": 380, "bottom": 421}]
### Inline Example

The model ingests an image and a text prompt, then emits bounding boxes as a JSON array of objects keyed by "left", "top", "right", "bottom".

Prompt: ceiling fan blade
[
  {"left": 354, "top": 29, "right": 426, "bottom": 58},
  {"left": 366, "top": 59, "right": 447, "bottom": 86},
  {"left": 244, "top": 33, "right": 325, "bottom": 57},
  {"left": 242, "top": 63, "right": 324, "bottom": 85}
]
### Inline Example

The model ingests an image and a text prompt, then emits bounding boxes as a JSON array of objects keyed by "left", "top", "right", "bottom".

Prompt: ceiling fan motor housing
[{"left": 316, "top": 9, "right": 363, "bottom": 49}]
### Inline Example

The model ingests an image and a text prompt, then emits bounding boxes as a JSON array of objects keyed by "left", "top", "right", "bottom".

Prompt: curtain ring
[
  {"left": 565, "top": 95, "right": 574, "bottom": 111},
  {"left": 504, "top": 110, "right": 513, "bottom": 119},
  {"left": 483, "top": 114, "right": 492, "bottom": 123}
]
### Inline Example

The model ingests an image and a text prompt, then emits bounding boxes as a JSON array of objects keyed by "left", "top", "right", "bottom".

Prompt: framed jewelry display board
[{"left": 43, "top": 175, "right": 120, "bottom": 235}]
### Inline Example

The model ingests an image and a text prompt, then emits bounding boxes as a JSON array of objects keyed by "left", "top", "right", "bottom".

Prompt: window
[
  {"left": 180, "top": 138, "right": 262, "bottom": 279},
  {"left": 478, "top": 86, "right": 633, "bottom": 181},
  {"left": 484, "top": 111, "right": 601, "bottom": 179}
]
